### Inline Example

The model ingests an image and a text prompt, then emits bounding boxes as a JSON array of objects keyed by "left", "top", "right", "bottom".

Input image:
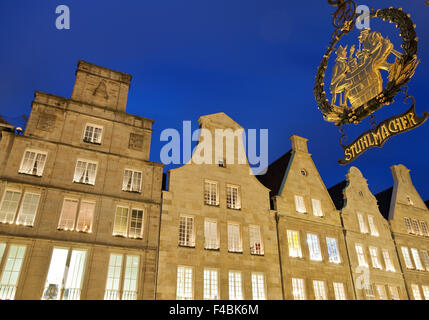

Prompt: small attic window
[
  {"left": 300, "top": 169, "right": 307, "bottom": 176},
  {"left": 407, "top": 196, "right": 414, "bottom": 206},
  {"left": 359, "top": 191, "right": 364, "bottom": 197}
]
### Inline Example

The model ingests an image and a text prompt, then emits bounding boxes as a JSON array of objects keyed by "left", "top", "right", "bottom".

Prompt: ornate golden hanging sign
[{"left": 314, "top": 1, "right": 428, "bottom": 165}]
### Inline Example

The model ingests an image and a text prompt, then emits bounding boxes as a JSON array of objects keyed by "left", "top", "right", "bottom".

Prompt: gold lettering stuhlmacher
[{"left": 339, "top": 105, "right": 428, "bottom": 165}]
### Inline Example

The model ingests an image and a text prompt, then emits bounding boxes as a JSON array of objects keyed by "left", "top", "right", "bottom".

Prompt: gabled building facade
[
  {"left": 329, "top": 167, "right": 406, "bottom": 300},
  {"left": 156, "top": 113, "right": 283, "bottom": 300},
  {"left": 0, "top": 61, "right": 163, "bottom": 300},
  {"left": 258, "top": 135, "right": 354, "bottom": 300},
  {"left": 376, "top": 165, "right": 429, "bottom": 300}
]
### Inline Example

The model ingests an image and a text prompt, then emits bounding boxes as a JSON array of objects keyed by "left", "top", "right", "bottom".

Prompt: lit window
[
  {"left": 313, "top": 280, "right": 327, "bottom": 300},
  {"left": 287, "top": 230, "right": 302, "bottom": 258},
  {"left": 411, "top": 284, "right": 422, "bottom": 300},
  {"left": 228, "top": 223, "right": 242, "bottom": 253},
  {"left": 0, "top": 190, "right": 40, "bottom": 227},
  {"left": 411, "top": 248, "right": 424, "bottom": 271},
  {"left": 112, "top": 206, "right": 144, "bottom": 239},
  {"left": 420, "top": 221, "right": 429, "bottom": 237},
  {"left": 83, "top": 124, "right": 103, "bottom": 144},
  {"left": 203, "top": 269, "right": 218, "bottom": 300},
  {"left": 422, "top": 286, "right": 429, "bottom": 300},
  {"left": 404, "top": 217, "right": 413, "bottom": 234},
  {"left": 357, "top": 213, "right": 368, "bottom": 234},
  {"left": 178, "top": 216, "right": 194, "bottom": 247},
  {"left": 292, "top": 278, "right": 305, "bottom": 300},
  {"left": 294, "top": 195, "right": 306, "bottom": 213},
  {"left": 226, "top": 185, "right": 241, "bottom": 210},
  {"left": 388, "top": 286, "right": 400, "bottom": 300},
  {"left": 204, "top": 180, "right": 219, "bottom": 206},
  {"left": 401, "top": 247, "right": 414, "bottom": 269},
  {"left": 228, "top": 271, "right": 243, "bottom": 300},
  {"left": 251, "top": 273, "right": 266, "bottom": 300},
  {"left": 105, "top": 255, "right": 139, "bottom": 300},
  {"left": 369, "top": 247, "right": 382, "bottom": 269},
  {"left": 333, "top": 282, "right": 346, "bottom": 300},
  {"left": 355, "top": 245, "right": 368, "bottom": 267},
  {"left": 58, "top": 199, "right": 95, "bottom": 233},
  {"left": 19, "top": 150, "right": 47, "bottom": 176},
  {"left": 42, "top": 248, "right": 87, "bottom": 300},
  {"left": 122, "top": 255, "right": 140, "bottom": 300},
  {"left": 382, "top": 249, "right": 395, "bottom": 272},
  {"left": 326, "top": 237, "right": 341, "bottom": 264},
  {"left": 122, "top": 170, "right": 142, "bottom": 193},
  {"left": 368, "top": 215, "right": 379, "bottom": 237},
  {"left": 364, "top": 284, "right": 375, "bottom": 300},
  {"left": 204, "top": 220, "right": 219, "bottom": 250},
  {"left": 412, "top": 219, "right": 422, "bottom": 236},
  {"left": 420, "top": 250, "right": 429, "bottom": 271},
  {"left": 0, "top": 244, "right": 26, "bottom": 300},
  {"left": 176, "top": 266, "right": 193, "bottom": 300},
  {"left": 307, "top": 234, "right": 322, "bottom": 261},
  {"left": 73, "top": 160, "right": 97, "bottom": 185},
  {"left": 376, "top": 285, "right": 388, "bottom": 300},
  {"left": 312, "top": 199, "right": 323, "bottom": 217},
  {"left": 249, "top": 225, "right": 264, "bottom": 255}
]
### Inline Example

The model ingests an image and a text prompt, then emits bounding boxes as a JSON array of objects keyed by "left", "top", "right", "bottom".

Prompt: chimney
[{"left": 289, "top": 135, "right": 309, "bottom": 153}]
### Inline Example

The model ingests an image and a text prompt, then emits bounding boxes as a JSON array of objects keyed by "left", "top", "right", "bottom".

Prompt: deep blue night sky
[{"left": 0, "top": 0, "right": 428, "bottom": 200}]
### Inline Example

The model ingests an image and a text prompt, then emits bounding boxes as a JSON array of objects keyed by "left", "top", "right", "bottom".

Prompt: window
[
  {"left": 112, "top": 206, "right": 144, "bottom": 239},
  {"left": 204, "top": 220, "right": 219, "bottom": 250},
  {"left": 176, "top": 266, "right": 193, "bottom": 300},
  {"left": 292, "top": 278, "right": 305, "bottom": 300},
  {"left": 122, "top": 170, "right": 142, "bottom": 193},
  {"left": 357, "top": 213, "right": 368, "bottom": 234},
  {"left": 0, "top": 190, "right": 41, "bottom": 227},
  {"left": 178, "top": 216, "right": 194, "bottom": 247},
  {"left": 307, "top": 234, "right": 322, "bottom": 261},
  {"left": 368, "top": 215, "right": 379, "bottom": 237},
  {"left": 404, "top": 217, "right": 413, "bottom": 234},
  {"left": 294, "top": 195, "right": 306, "bottom": 213},
  {"left": 407, "top": 196, "right": 414, "bottom": 206},
  {"left": 401, "top": 247, "right": 414, "bottom": 269},
  {"left": 420, "top": 250, "right": 429, "bottom": 271},
  {"left": 412, "top": 219, "right": 422, "bottom": 236},
  {"left": 122, "top": 255, "right": 140, "bottom": 300},
  {"left": 333, "top": 282, "right": 346, "bottom": 300},
  {"left": 83, "top": 124, "right": 103, "bottom": 144},
  {"left": 313, "top": 280, "right": 327, "bottom": 300},
  {"left": 287, "top": 230, "right": 302, "bottom": 258},
  {"left": 203, "top": 269, "right": 218, "bottom": 300},
  {"left": 411, "top": 248, "right": 424, "bottom": 271},
  {"left": 251, "top": 273, "right": 266, "bottom": 300},
  {"left": 226, "top": 185, "right": 241, "bottom": 210},
  {"left": 0, "top": 244, "right": 26, "bottom": 300},
  {"left": 204, "top": 180, "right": 219, "bottom": 206},
  {"left": 355, "top": 245, "right": 368, "bottom": 267},
  {"left": 376, "top": 285, "right": 387, "bottom": 300},
  {"left": 249, "top": 225, "right": 264, "bottom": 255},
  {"left": 58, "top": 199, "right": 95, "bottom": 233},
  {"left": 73, "top": 160, "right": 97, "bottom": 185},
  {"left": 388, "top": 286, "right": 400, "bottom": 300},
  {"left": 369, "top": 247, "right": 382, "bottom": 269},
  {"left": 382, "top": 250, "right": 395, "bottom": 272},
  {"left": 421, "top": 221, "right": 429, "bottom": 237},
  {"left": 411, "top": 284, "right": 422, "bottom": 300},
  {"left": 228, "top": 223, "right": 242, "bottom": 253},
  {"left": 422, "top": 286, "right": 429, "bottom": 300},
  {"left": 19, "top": 150, "right": 47, "bottom": 176},
  {"left": 104, "top": 254, "right": 123, "bottom": 300},
  {"left": 364, "top": 284, "right": 375, "bottom": 300},
  {"left": 312, "top": 199, "right": 323, "bottom": 217},
  {"left": 42, "top": 248, "right": 87, "bottom": 300},
  {"left": 228, "top": 271, "right": 243, "bottom": 300},
  {"left": 326, "top": 237, "right": 341, "bottom": 264}
]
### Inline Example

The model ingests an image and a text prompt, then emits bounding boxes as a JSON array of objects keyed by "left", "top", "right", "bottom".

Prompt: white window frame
[
  {"left": 333, "top": 282, "right": 346, "bottom": 300},
  {"left": 388, "top": 286, "right": 400, "bottom": 300},
  {"left": 368, "top": 215, "right": 379, "bottom": 237},
  {"left": 122, "top": 169, "right": 142, "bottom": 193},
  {"left": 404, "top": 217, "right": 413, "bottom": 234},
  {"left": 401, "top": 247, "right": 414, "bottom": 269},
  {"left": 203, "top": 268, "right": 218, "bottom": 300},
  {"left": 369, "top": 247, "right": 382, "bottom": 269},
  {"left": 411, "top": 248, "right": 424, "bottom": 271},
  {"left": 326, "top": 237, "right": 341, "bottom": 264},
  {"left": 83, "top": 123, "right": 103, "bottom": 144},
  {"left": 251, "top": 273, "right": 266, "bottom": 300},
  {"left": 228, "top": 271, "right": 243, "bottom": 300},
  {"left": 176, "top": 266, "right": 193, "bottom": 300},
  {"left": 382, "top": 249, "right": 395, "bottom": 272},
  {"left": 313, "top": 280, "right": 327, "bottom": 300},
  {"left": 294, "top": 195, "right": 306, "bottom": 213},
  {"left": 307, "top": 233, "right": 322, "bottom": 261},
  {"left": 226, "top": 184, "right": 241, "bottom": 210},
  {"left": 228, "top": 223, "right": 242, "bottom": 253},
  {"left": 357, "top": 213, "right": 369, "bottom": 234},
  {"left": 422, "top": 286, "right": 429, "bottom": 300},
  {"left": 204, "top": 219, "right": 219, "bottom": 250},
  {"left": 311, "top": 199, "right": 323, "bottom": 217},
  {"left": 112, "top": 206, "right": 144, "bottom": 239},
  {"left": 376, "top": 284, "right": 388, "bottom": 300},
  {"left": 58, "top": 198, "right": 95, "bottom": 233},
  {"left": 73, "top": 159, "right": 98, "bottom": 185},
  {"left": 249, "top": 225, "right": 264, "bottom": 255},
  {"left": 411, "top": 284, "right": 422, "bottom": 300},
  {"left": 420, "top": 221, "right": 429, "bottom": 237},
  {"left": 0, "top": 244, "right": 26, "bottom": 300},
  {"left": 204, "top": 180, "right": 219, "bottom": 206},
  {"left": 292, "top": 278, "right": 305, "bottom": 300},
  {"left": 355, "top": 244, "right": 368, "bottom": 267},
  {"left": 287, "top": 230, "right": 302, "bottom": 258},
  {"left": 178, "top": 215, "right": 195, "bottom": 247},
  {"left": 0, "top": 189, "right": 41, "bottom": 227},
  {"left": 18, "top": 149, "right": 47, "bottom": 177},
  {"left": 420, "top": 250, "right": 429, "bottom": 271},
  {"left": 412, "top": 219, "right": 422, "bottom": 236}
]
